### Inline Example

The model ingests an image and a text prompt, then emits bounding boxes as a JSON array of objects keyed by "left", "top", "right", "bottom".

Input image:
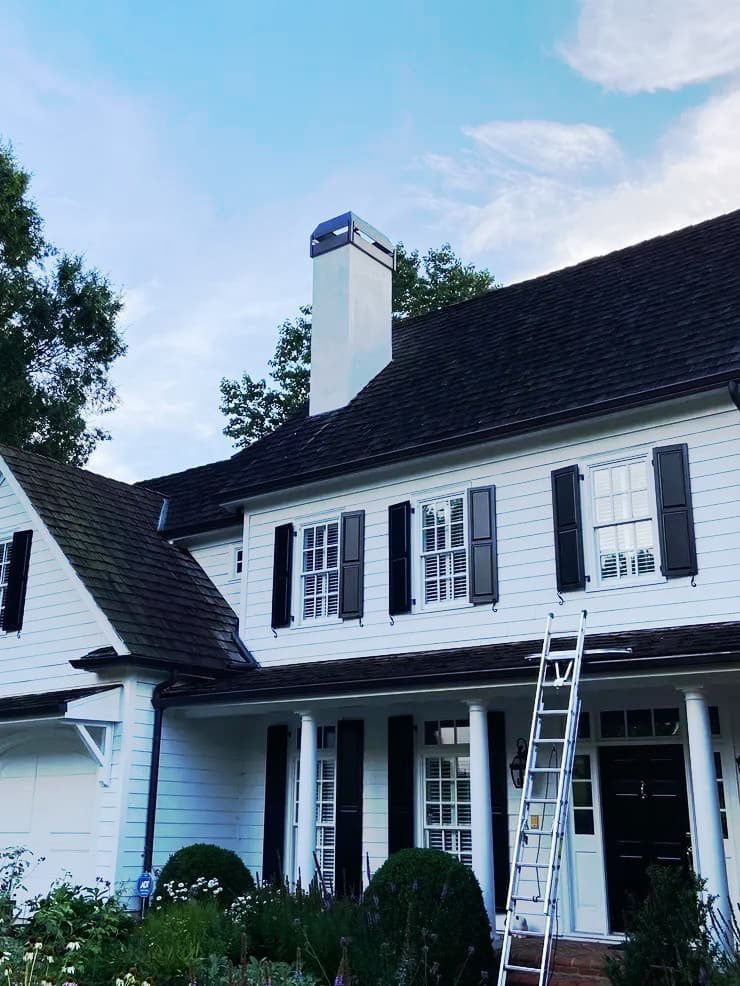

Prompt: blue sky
[{"left": 2, "top": 1, "right": 739, "bottom": 481}]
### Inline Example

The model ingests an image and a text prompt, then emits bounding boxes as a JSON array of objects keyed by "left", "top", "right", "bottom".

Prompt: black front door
[{"left": 599, "top": 744, "right": 690, "bottom": 932}]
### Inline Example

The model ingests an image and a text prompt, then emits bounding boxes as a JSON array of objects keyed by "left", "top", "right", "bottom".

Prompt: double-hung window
[
  {"left": 292, "top": 725, "right": 336, "bottom": 892},
  {"left": 420, "top": 494, "right": 467, "bottom": 605},
  {"left": 301, "top": 520, "right": 340, "bottom": 620},
  {"left": 422, "top": 719, "right": 472, "bottom": 867},
  {"left": 591, "top": 458, "right": 657, "bottom": 584},
  {"left": 0, "top": 540, "right": 11, "bottom": 627}
]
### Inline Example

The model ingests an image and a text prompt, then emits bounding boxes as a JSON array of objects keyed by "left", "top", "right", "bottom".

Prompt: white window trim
[
  {"left": 582, "top": 451, "right": 665, "bottom": 592},
  {"left": 414, "top": 490, "right": 472, "bottom": 612},
  {"left": 294, "top": 515, "right": 342, "bottom": 626},
  {"left": 229, "top": 543, "right": 244, "bottom": 582}
]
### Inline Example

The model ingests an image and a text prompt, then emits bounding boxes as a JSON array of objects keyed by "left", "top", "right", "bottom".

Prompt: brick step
[{"left": 505, "top": 939, "right": 614, "bottom": 985}]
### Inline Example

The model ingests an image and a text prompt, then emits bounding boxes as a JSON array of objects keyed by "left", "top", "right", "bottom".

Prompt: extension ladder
[{"left": 497, "top": 610, "right": 588, "bottom": 986}]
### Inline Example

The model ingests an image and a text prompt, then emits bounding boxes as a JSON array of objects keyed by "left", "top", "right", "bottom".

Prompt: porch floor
[{"left": 507, "top": 938, "right": 614, "bottom": 985}]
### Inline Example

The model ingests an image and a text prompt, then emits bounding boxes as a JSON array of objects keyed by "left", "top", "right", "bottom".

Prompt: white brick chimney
[{"left": 309, "top": 212, "right": 395, "bottom": 416}]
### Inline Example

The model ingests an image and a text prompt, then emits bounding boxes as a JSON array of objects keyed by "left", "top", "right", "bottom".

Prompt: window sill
[
  {"left": 416, "top": 600, "right": 474, "bottom": 615},
  {"left": 586, "top": 577, "right": 667, "bottom": 593}
]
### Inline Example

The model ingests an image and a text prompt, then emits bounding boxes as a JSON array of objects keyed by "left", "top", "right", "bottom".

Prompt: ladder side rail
[
  {"left": 541, "top": 613, "right": 586, "bottom": 908},
  {"left": 541, "top": 611, "right": 587, "bottom": 908},
  {"left": 497, "top": 614, "right": 554, "bottom": 986},
  {"left": 547, "top": 696, "right": 582, "bottom": 912},
  {"left": 503, "top": 614, "right": 553, "bottom": 910}
]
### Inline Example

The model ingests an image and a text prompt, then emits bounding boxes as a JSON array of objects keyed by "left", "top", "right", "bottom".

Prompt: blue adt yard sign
[{"left": 136, "top": 872, "right": 154, "bottom": 899}]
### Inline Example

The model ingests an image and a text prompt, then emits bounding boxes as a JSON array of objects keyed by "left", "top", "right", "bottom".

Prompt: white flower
[
  {"left": 62, "top": 964, "right": 76, "bottom": 974},
  {"left": 66, "top": 942, "right": 81, "bottom": 952},
  {"left": 24, "top": 953, "right": 35, "bottom": 963},
  {"left": 34, "top": 943, "right": 43, "bottom": 951},
  {"left": 115, "top": 977, "right": 125, "bottom": 986}
]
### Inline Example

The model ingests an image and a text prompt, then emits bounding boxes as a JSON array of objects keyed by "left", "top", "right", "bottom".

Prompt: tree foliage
[
  {"left": 0, "top": 143, "right": 125, "bottom": 465},
  {"left": 220, "top": 242, "right": 495, "bottom": 447}
]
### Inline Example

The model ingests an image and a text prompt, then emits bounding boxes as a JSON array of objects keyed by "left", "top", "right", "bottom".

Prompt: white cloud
[
  {"left": 562, "top": 0, "right": 740, "bottom": 93},
  {"left": 463, "top": 120, "right": 621, "bottom": 174},
  {"left": 422, "top": 85, "right": 740, "bottom": 282}
]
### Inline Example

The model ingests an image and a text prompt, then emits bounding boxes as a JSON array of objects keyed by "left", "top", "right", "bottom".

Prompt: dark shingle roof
[
  {"left": 0, "top": 444, "right": 246, "bottom": 673},
  {"left": 144, "top": 209, "right": 740, "bottom": 534},
  {"left": 158, "top": 621, "right": 740, "bottom": 706}
]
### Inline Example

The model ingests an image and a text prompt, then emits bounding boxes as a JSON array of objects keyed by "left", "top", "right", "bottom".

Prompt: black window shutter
[
  {"left": 271, "top": 523, "right": 293, "bottom": 629},
  {"left": 2, "top": 530, "right": 33, "bottom": 634},
  {"left": 488, "top": 711, "right": 510, "bottom": 912},
  {"left": 335, "top": 719, "right": 364, "bottom": 895},
  {"left": 339, "top": 511, "right": 365, "bottom": 620},
  {"left": 387, "top": 714, "right": 415, "bottom": 854},
  {"left": 468, "top": 486, "right": 498, "bottom": 605},
  {"left": 261, "top": 724, "right": 289, "bottom": 884},
  {"left": 388, "top": 501, "right": 412, "bottom": 615},
  {"left": 551, "top": 466, "right": 586, "bottom": 592},
  {"left": 653, "top": 444, "right": 698, "bottom": 578}
]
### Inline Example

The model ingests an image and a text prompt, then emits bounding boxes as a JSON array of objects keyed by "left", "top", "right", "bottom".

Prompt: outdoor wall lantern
[{"left": 509, "top": 738, "right": 528, "bottom": 789}]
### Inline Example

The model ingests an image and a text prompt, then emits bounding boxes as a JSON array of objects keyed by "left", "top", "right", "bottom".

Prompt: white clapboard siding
[
  {"left": 0, "top": 470, "right": 117, "bottom": 696},
  {"left": 153, "top": 712, "right": 253, "bottom": 873},
  {"left": 237, "top": 396, "right": 740, "bottom": 666},
  {"left": 190, "top": 536, "right": 244, "bottom": 615}
]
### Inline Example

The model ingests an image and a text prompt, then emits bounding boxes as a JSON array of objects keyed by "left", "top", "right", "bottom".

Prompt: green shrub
[
  {"left": 232, "top": 881, "right": 364, "bottom": 981},
  {"left": 156, "top": 843, "right": 254, "bottom": 908},
  {"left": 605, "top": 865, "right": 718, "bottom": 986},
  {"left": 127, "top": 896, "right": 238, "bottom": 985},
  {"left": 364, "top": 848, "right": 495, "bottom": 985}
]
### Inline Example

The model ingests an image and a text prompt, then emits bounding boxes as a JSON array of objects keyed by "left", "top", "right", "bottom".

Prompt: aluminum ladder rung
[{"left": 497, "top": 609, "right": 587, "bottom": 986}]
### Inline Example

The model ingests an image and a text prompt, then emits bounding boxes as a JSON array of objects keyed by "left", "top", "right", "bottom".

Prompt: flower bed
[{"left": 0, "top": 846, "right": 496, "bottom": 986}]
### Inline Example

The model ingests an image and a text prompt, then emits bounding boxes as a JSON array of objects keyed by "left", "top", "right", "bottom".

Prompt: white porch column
[
  {"left": 683, "top": 688, "right": 732, "bottom": 947},
  {"left": 468, "top": 702, "right": 496, "bottom": 929},
  {"left": 295, "top": 711, "right": 318, "bottom": 890}
]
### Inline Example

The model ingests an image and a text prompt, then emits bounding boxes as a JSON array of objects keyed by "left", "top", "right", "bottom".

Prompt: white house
[{"left": 1, "top": 208, "right": 740, "bottom": 942}]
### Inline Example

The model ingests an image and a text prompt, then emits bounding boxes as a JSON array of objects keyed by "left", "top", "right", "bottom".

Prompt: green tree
[
  {"left": 220, "top": 243, "right": 495, "bottom": 447},
  {"left": 0, "top": 143, "right": 125, "bottom": 465}
]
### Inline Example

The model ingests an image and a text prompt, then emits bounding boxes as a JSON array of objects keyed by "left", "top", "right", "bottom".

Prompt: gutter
[{"left": 216, "top": 375, "right": 738, "bottom": 507}]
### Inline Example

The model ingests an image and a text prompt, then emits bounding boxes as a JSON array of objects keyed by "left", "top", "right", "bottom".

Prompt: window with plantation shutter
[
  {"left": 422, "top": 719, "right": 472, "bottom": 868},
  {"left": 420, "top": 494, "right": 468, "bottom": 606},
  {"left": 292, "top": 725, "right": 337, "bottom": 893},
  {"left": 0, "top": 540, "right": 11, "bottom": 629},
  {"left": 301, "top": 520, "right": 340, "bottom": 620},
  {"left": 1, "top": 530, "right": 32, "bottom": 634}
]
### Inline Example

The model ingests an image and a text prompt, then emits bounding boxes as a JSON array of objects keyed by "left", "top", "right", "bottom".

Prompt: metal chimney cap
[{"left": 310, "top": 211, "right": 395, "bottom": 270}]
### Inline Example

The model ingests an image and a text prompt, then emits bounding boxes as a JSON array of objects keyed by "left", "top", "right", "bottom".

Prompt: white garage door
[{"left": 0, "top": 727, "right": 99, "bottom": 901}]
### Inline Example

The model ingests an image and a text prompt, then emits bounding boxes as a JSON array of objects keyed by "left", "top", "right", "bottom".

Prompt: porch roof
[
  {"left": 0, "top": 685, "right": 119, "bottom": 722},
  {"left": 156, "top": 621, "right": 740, "bottom": 707}
]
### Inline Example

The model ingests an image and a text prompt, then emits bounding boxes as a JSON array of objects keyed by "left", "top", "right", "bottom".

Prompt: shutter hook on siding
[
  {"left": 491, "top": 601, "right": 498, "bottom": 614},
  {"left": 691, "top": 575, "right": 697, "bottom": 588},
  {"left": 557, "top": 591, "right": 565, "bottom": 606},
  {"left": 389, "top": 614, "right": 395, "bottom": 627},
  {"left": 272, "top": 627, "right": 278, "bottom": 638}
]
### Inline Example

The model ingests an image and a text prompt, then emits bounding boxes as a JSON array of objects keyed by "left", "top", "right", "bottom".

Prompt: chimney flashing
[{"left": 310, "top": 211, "right": 395, "bottom": 270}]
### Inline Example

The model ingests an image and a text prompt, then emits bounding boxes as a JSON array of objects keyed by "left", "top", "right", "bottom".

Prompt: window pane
[
  {"left": 574, "top": 811, "right": 595, "bottom": 835},
  {"left": 572, "top": 782, "right": 593, "bottom": 808},
  {"left": 709, "top": 706, "right": 721, "bottom": 736},
  {"left": 573, "top": 754, "right": 591, "bottom": 780},
  {"left": 654, "top": 708, "right": 680, "bottom": 737},
  {"left": 627, "top": 709, "right": 653, "bottom": 738},
  {"left": 601, "top": 710, "right": 626, "bottom": 738}
]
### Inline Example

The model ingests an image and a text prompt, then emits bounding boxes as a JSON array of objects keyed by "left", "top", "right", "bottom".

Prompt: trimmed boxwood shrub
[
  {"left": 364, "top": 848, "right": 495, "bottom": 985},
  {"left": 156, "top": 843, "right": 254, "bottom": 908}
]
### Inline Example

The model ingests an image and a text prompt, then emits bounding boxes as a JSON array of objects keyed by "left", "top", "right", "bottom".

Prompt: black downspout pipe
[{"left": 143, "top": 680, "right": 170, "bottom": 874}]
